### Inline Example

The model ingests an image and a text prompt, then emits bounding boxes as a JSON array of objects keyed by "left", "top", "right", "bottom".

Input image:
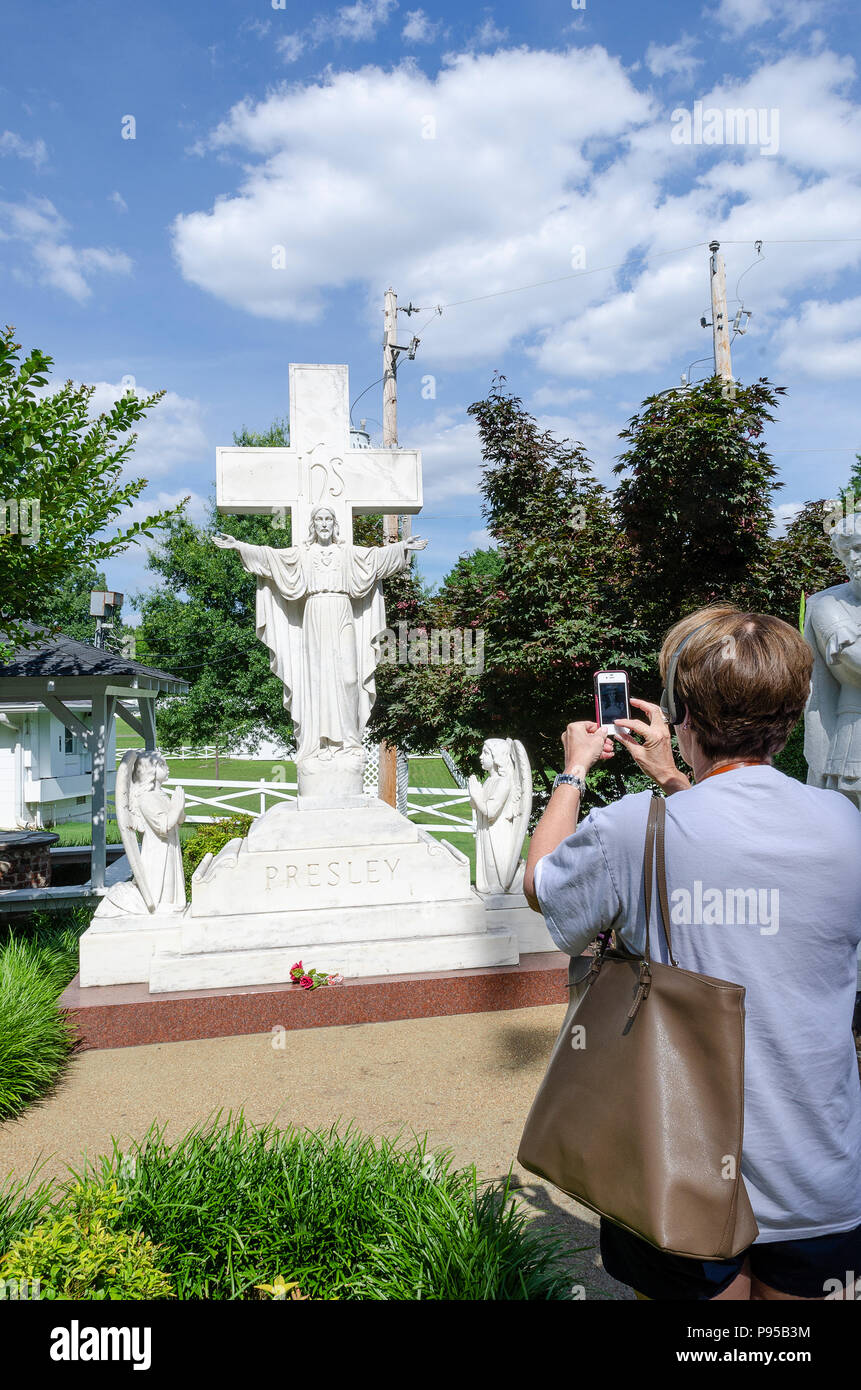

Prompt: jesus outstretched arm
[
  {"left": 347, "top": 534, "right": 427, "bottom": 596},
  {"left": 213, "top": 532, "right": 308, "bottom": 599},
  {"left": 214, "top": 529, "right": 427, "bottom": 598}
]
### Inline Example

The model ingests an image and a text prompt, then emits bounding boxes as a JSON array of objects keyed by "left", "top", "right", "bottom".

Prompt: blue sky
[{"left": 2, "top": 0, "right": 860, "bottom": 615}]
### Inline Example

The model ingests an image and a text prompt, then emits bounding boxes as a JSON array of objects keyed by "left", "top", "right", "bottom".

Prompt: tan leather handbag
[{"left": 518, "top": 791, "right": 759, "bottom": 1260}]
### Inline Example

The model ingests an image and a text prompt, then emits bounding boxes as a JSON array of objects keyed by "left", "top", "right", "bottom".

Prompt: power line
[
  {"left": 347, "top": 233, "right": 861, "bottom": 433},
  {"left": 410, "top": 241, "right": 709, "bottom": 316},
  {"left": 348, "top": 234, "right": 861, "bottom": 402},
  {"left": 349, "top": 374, "right": 383, "bottom": 425},
  {"left": 719, "top": 237, "right": 861, "bottom": 245},
  {"left": 407, "top": 236, "right": 861, "bottom": 322},
  {"left": 733, "top": 241, "right": 764, "bottom": 305}
]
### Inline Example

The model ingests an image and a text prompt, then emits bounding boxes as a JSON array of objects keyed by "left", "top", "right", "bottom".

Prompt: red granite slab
[{"left": 59, "top": 952, "right": 570, "bottom": 1051}]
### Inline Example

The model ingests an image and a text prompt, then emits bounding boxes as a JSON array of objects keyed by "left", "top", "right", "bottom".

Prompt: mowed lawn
[{"left": 105, "top": 722, "right": 479, "bottom": 870}]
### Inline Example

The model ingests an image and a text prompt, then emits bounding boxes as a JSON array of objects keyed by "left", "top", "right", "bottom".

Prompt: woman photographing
[{"left": 524, "top": 604, "right": 861, "bottom": 1301}]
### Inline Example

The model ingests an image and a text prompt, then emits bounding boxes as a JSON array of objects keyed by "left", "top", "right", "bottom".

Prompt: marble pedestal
[
  {"left": 79, "top": 914, "right": 182, "bottom": 988},
  {"left": 79, "top": 798, "right": 519, "bottom": 992},
  {"left": 478, "top": 891, "right": 560, "bottom": 955}
]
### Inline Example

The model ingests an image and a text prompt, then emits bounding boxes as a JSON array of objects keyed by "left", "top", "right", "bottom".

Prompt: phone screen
[{"left": 598, "top": 680, "right": 629, "bottom": 726}]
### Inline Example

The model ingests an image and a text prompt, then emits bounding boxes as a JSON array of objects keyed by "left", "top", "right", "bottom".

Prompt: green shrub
[
  {"left": 0, "top": 1181, "right": 172, "bottom": 1300},
  {"left": 182, "top": 816, "right": 253, "bottom": 894},
  {"left": 773, "top": 719, "right": 807, "bottom": 783},
  {"left": 0, "top": 1170, "right": 55, "bottom": 1255},
  {"left": 0, "top": 936, "right": 77, "bottom": 1120},
  {"left": 84, "top": 1115, "right": 575, "bottom": 1300}
]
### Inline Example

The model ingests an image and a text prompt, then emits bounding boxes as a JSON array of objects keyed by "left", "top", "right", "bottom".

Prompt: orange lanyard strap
[{"left": 699, "top": 760, "right": 770, "bottom": 782}]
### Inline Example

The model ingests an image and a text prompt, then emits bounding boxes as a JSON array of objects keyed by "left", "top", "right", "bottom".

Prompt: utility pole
[
  {"left": 708, "top": 240, "right": 733, "bottom": 382},
  {"left": 382, "top": 288, "right": 402, "bottom": 543},
  {"left": 379, "top": 288, "right": 401, "bottom": 807}
]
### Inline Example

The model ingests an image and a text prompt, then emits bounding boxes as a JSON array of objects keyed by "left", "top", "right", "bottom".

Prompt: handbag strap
[{"left": 643, "top": 792, "right": 679, "bottom": 968}]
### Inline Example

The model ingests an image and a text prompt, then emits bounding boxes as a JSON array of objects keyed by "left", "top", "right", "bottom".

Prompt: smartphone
[{"left": 593, "top": 670, "right": 631, "bottom": 733}]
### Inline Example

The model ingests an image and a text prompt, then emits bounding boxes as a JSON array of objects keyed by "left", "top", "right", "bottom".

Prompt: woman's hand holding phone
[
  {"left": 612, "top": 699, "right": 690, "bottom": 795},
  {"left": 561, "top": 720, "right": 616, "bottom": 774}
]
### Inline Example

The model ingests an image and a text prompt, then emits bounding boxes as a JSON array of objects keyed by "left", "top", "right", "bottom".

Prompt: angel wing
[
  {"left": 115, "top": 750, "right": 156, "bottom": 913},
  {"left": 502, "top": 740, "right": 533, "bottom": 892}
]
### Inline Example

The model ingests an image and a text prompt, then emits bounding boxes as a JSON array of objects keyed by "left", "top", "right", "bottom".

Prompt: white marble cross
[{"left": 216, "top": 363, "right": 422, "bottom": 544}]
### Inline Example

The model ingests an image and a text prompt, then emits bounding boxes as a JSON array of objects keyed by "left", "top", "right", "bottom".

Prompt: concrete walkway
[{"left": 0, "top": 1004, "right": 633, "bottom": 1299}]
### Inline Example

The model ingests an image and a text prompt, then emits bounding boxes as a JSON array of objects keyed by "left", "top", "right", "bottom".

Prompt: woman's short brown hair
[{"left": 659, "top": 604, "right": 813, "bottom": 762}]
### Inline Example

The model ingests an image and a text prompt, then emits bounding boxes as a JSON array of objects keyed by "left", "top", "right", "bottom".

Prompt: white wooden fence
[
  {"left": 161, "top": 766, "right": 475, "bottom": 838},
  {"left": 117, "top": 745, "right": 223, "bottom": 761},
  {"left": 163, "top": 777, "right": 298, "bottom": 823},
  {"left": 401, "top": 785, "right": 474, "bottom": 835},
  {"left": 115, "top": 744, "right": 474, "bottom": 836}
]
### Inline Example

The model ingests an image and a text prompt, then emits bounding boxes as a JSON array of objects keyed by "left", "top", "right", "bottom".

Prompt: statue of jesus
[
  {"left": 804, "top": 512, "right": 861, "bottom": 809},
  {"left": 213, "top": 507, "right": 426, "bottom": 794}
]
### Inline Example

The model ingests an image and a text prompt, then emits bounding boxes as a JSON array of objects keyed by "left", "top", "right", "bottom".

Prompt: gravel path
[{"left": 0, "top": 1003, "right": 634, "bottom": 1299}]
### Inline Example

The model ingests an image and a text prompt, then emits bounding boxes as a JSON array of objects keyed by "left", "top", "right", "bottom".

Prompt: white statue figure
[
  {"left": 468, "top": 738, "right": 533, "bottom": 895},
  {"left": 804, "top": 512, "right": 861, "bottom": 810},
  {"left": 213, "top": 508, "right": 427, "bottom": 794},
  {"left": 96, "top": 749, "right": 186, "bottom": 916}
]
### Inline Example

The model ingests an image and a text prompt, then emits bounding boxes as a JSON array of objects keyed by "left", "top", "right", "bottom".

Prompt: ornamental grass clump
[
  {"left": 0, "top": 933, "right": 78, "bottom": 1120},
  {"left": 82, "top": 1114, "right": 574, "bottom": 1300}
]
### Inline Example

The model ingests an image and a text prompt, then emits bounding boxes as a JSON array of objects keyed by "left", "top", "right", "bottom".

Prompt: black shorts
[{"left": 600, "top": 1216, "right": 861, "bottom": 1300}]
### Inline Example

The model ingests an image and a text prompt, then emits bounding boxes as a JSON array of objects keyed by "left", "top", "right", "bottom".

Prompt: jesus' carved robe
[
  {"left": 804, "top": 581, "right": 861, "bottom": 805},
  {"left": 231, "top": 539, "right": 411, "bottom": 763}
]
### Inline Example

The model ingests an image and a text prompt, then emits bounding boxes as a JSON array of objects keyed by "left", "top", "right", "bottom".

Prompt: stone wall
[{"left": 0, "top": 832, "right": 60, "bottom": 889}]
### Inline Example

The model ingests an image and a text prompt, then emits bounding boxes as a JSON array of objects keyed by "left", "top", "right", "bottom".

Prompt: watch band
[{"left": 553, "top": 772, "right": 586, "bottom": 794}]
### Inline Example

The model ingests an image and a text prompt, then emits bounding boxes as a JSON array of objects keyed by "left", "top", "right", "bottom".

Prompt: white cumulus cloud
[
  {"left": 466, "top": 16, "right": 508, "bottom": 50},
  {"left": 711, "top": 0, "right": 824, "bottom": 35},
  {"left": 775, "top": 296, "right": 861, "bottom": 379},
  {"left": 0, "top": 130, "right": 48, "bottom": 167},
  {"left": 172, "top": 47, "right": 653, "bottom": 342},
  {"left": 645, "top": 36, "right": 701, "bottom": 80},
  {"left": 402, "top": 9, "right": 441, "bottom": 43},
  {"left": 171, "top": 42, "right": 861, "bottom": 384},
  {"left": 85, "top": 380, "right": 209, "bottom": 481},
  {"left": 278, "top": 0, "right": 397, "bottom": 60},
  {"left": 771, "top": 500, "right": 805, "bottom": 535},
  {"left": 276, "top": 34, "right": 305, "bottom": 63},
  {"left": 0, "top": 196, "right": 131, "bottom": 302}
]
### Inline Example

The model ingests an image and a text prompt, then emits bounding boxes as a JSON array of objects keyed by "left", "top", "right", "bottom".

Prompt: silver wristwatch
[{"left": 552, "top": 771, "right": 587, "bottom": 794}]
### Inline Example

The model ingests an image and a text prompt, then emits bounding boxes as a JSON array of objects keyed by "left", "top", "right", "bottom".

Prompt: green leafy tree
[
  {"left": 137, "top": 381, "right": 844, "bottom": 798},
  {"left": 839, "top": 452, "right": 861, "bottom": 515},
  {"left": 755, "top": 500, "right": 846, "bottom": 624},
  {"left": 372, "top": 375, "right": 843, "bottom": 798},
  {"left": 613, "top": 377, "right": 785, "bottom": 665},
  {"left": 35, "top": 561, "right": 137, "bottom": 651},
  {"left": 0, "top": 325, "right": 184, "bottom": 653},
  {"left": 371, "top": 378, "right": 652, "bottom": 797},
  {"left": 437, "top": 548, "right": 503, "bottom": 617},
  {"left": 232, "top": 417, "right": 289, "bottom": 450},
  {"left": 39, "top": 563, "right": 107, "bottom": 644}
]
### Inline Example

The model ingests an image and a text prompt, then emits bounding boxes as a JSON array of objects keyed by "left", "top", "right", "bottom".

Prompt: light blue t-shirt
[{"left": 534, "top": 765, "right": 861, "bottom": 1243}]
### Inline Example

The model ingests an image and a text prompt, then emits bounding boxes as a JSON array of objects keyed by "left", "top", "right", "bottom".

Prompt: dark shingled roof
[{"left": 0, "top": 625, "right": 188, "bottom": 689}]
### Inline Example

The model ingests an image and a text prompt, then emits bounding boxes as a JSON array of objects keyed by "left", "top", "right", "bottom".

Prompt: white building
[
  {"left": 0, "top": 700, "right": 117, "bottom": 828},
  {"left": 0, "top": 627, "right": 187, "bottom": 898}
]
